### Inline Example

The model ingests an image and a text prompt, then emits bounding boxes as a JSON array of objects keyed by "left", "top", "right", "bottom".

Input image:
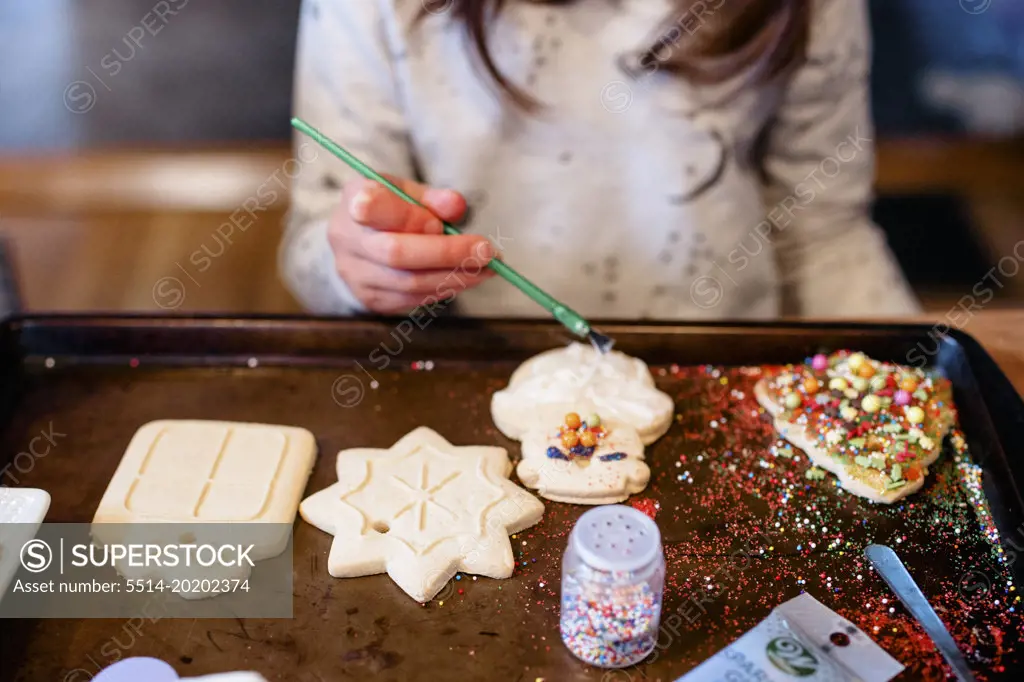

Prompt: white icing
[{"left": 492, "top": 344, "right": 674, "bottom": 445}]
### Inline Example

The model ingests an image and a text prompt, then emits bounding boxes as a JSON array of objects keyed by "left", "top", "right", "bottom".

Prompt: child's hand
[{"left": 328, "top": 176, "right": 497, "bottom": 313}]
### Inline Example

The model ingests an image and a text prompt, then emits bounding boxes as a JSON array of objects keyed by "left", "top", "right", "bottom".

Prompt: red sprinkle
[{"left": 630, "top": 497, "right": 659, "bottom": 520}]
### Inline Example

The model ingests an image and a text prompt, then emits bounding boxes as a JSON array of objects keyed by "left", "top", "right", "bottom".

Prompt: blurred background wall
[
  {"left": 3, "top": 0, "right": 1021, "bottom": 149},
  {"left": 0, "top": 0, "right": 299, "bottom": 150},
  {"left": 0, "top": 0, "right": 1021, "bottom": 314}
]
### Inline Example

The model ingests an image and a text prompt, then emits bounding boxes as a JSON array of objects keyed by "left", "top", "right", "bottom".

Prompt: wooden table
[{"left": 954, "top": 309, "right": 1024, "bottom": 398}]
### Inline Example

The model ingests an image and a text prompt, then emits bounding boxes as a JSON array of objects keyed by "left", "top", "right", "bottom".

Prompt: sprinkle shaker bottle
[{"left": 560, "top": 505, "right": 665, "bottom": 668}]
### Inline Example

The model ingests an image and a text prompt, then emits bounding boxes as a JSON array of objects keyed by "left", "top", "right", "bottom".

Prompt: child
[{"left": 280, "top": 0, "right": 920, "bottom": 320}]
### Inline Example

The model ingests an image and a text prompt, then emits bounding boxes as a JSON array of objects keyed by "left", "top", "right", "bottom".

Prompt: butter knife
[{"left": 865, "top": 544, "right": 976, "bottom": 682}]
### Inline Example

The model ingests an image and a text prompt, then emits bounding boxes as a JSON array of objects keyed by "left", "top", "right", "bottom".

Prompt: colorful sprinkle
[
  {"left": 599, "top": 452, "right": 627, "bottom": 462},
  {"left": 630, "top": 498, "right": 659, "bottom": 520},
  {"left": 560, "top": 579, "right": 660, "bottom": 668},
  {"left": 570, "top": 445, "right": 596, "bottom": 458},
  {"left": 547, "top": 446, "right": 569, "bottom": 460}
]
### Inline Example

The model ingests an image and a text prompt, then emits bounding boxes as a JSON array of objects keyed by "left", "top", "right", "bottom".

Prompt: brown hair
[{"left": 421, "top": 0, "right": 812, "bottom": 110}]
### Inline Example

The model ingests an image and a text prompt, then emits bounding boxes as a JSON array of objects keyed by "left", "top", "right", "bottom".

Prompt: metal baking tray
[{"left": 0, "top": 315, "right": 1022, "bottom": 681}]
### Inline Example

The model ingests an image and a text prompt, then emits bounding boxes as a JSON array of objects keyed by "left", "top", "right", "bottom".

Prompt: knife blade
[{"left": 865, "top": 544, "right": 976, "bottom": 682}]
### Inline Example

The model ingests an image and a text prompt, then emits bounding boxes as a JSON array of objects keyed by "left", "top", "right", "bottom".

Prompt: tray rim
[
  {"left": 1, "top": 313, "right": 1017, "bottom": 384},
  {"left": 0, "top": 311, "right": 1000, "bottom": 334},
  {"left": 0, "top": 312, "right": 1011, "bottom": 351},
  {"left": 2, "top": 312, "right": 1019, "bottom": 416}
]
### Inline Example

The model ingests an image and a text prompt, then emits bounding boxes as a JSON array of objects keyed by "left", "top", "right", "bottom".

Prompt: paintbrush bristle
[{"left": 587, "top": 329, "right": 615, "bottom": 355}]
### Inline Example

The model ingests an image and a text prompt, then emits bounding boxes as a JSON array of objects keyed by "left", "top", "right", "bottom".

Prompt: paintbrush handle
[
  {"left": 483, "top": 257, "right": 590, "bottom": 336},
  {"left": 291, "top": 117, "right": 591, "bottom": 338}
]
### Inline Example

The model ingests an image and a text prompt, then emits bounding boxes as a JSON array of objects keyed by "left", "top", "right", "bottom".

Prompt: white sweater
[{"left": 280, "top": 0, "right": 920, "bottom": 320}]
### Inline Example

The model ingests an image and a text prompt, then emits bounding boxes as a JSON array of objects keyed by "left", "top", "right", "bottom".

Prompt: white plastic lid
[
  {"left": 93, "top": 657, "right": 179, "bottom": 682},
  {"left": 571, "top": 504, "right": 661, "bottom": 572}
]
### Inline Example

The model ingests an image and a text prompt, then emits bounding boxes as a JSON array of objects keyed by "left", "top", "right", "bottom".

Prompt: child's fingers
[
  {"left": 348, "top": 182, "right": 440, "bottom": 234},
  {"left": 379, "top": 174, "right": 467, "bottom": 224},
  {"left": 351, "top": 263, "right": 494, "bottom": 314},
  {"left": 347, "top": 178, "right": 466, "bottom": 234},
  {"left": 357, "top": 260, "right": 496, "bottom": 297},
  {"left": 353, "top": 289, "right": 435, "bottom": 315},
  {"left": 359, "top": 230, "right": 497, "bottom": 271}
]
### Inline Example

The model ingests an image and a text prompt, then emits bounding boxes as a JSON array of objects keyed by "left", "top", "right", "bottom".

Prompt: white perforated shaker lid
[{"left": 571, "top": 505, "right": 661, "bottom": 573}]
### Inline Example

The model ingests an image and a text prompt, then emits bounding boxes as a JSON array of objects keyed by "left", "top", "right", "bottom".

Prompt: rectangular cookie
[
  {"left": 94, "top": 420, "right": 317, "bottom": 571},
  {"left": 0, "top": 488, "right": 50, "bottom": 600}
]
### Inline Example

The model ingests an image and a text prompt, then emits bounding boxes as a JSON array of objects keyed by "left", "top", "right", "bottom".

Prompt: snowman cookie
[
  {"left": 518, "top": 411, "right": 650, "bottom": 505},
  {"left": 491, "top": 343, "right": 674, "bottom": 445}
]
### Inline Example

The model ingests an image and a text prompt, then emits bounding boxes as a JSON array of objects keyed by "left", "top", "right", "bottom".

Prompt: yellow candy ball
[
  {"left": 905, "top": 406, "right": 925, "bottom": 425},
  {"left": 861, "top": 395, "right": 882, "bottom": 413},
  {"left": 847, "top": 352, "right": 866, "bottom": 372}
]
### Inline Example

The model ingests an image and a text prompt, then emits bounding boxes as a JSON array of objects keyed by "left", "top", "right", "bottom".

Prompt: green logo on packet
[{"left": 766, "top": 636, "right": 819, "bottom": 677}]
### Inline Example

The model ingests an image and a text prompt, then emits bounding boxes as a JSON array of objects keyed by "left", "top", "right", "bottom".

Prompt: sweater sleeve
[
  {"left": 280, "top": 0, "right": 415, "bottom": 313},
  {"left": 761, "top": 0, "right": 921, "bottom": 318}
]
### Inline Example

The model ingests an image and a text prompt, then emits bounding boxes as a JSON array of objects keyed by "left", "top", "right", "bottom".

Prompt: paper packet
[{"left": 676, "top": 593, "right": 904, "bottom": 682}]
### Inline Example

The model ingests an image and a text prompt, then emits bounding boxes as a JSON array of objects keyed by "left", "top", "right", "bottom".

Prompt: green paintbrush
[{"left": 291, "top": 117, "right": 614, "bottom": 353}]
